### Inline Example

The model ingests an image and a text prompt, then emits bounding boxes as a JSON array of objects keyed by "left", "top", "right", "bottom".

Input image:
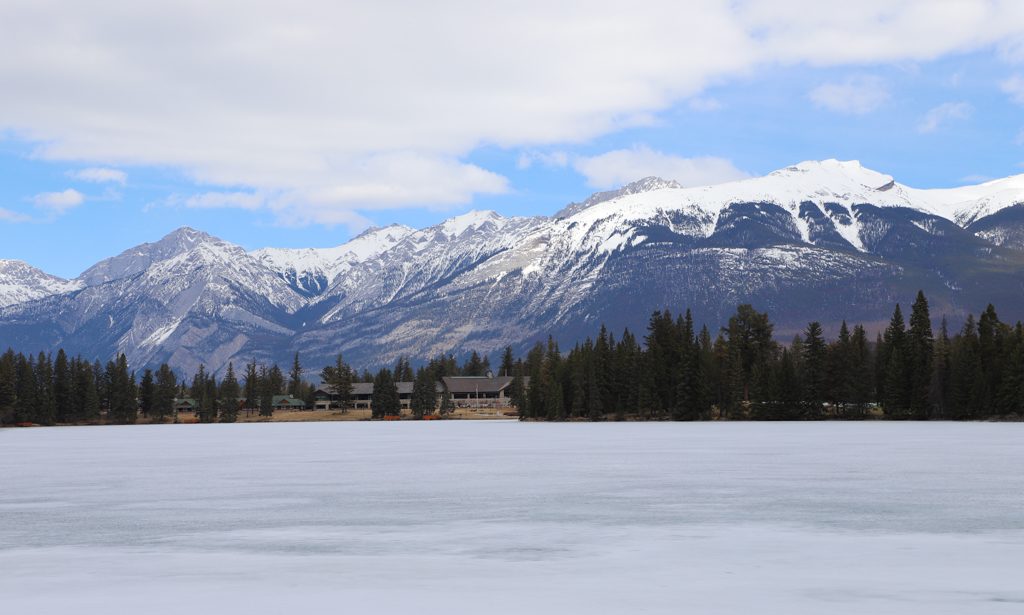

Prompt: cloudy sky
[{"left": 3, "top": 0, "right": 1024, "bottom": 277}]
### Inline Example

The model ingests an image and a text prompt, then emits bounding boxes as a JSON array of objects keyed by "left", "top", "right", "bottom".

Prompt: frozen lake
[{"left": 1, "top": 421, "right": 1023, "bottom": 614}]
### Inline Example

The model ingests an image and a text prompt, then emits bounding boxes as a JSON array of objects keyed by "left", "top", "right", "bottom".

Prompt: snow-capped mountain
[
  {"left": 252, "top": 224, "right": 415, "bottom": 296},
  {"left": 0, "top": 260, "right": 82, "bottom": 308},
  {"left": 3, "top": 159, "right": 1024, "bottom": 375}
]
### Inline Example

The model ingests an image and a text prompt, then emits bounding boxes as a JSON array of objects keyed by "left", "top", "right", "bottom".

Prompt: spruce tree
[
  {"left": 139, "top": 368, "right": 155, "bottom": 418},
  {"left": 906, "top": 291, "right": 934, "bottom": 419},
  {"left": 154, "top": 363, "right": 177, "bottom": 422},
  {"left": 288, "top": 352, "right": 303, "bottom": 398},
  {"left": 53, "top": 349, "right": 72, "bottom": 423},
  {"left": 219, "top": 362, "right": 241, "bottom": 422},
  {"left": 410, "top": 366, "right": 438, "bottom": 419},
  {"left": 848, "top": 325, "right": 874, "bottom": 418},
  {"left": 882, "top": 304, "right": 910, "bottom": 417},
  {"left": 35, "top": 352, "right": 56, "bottom": 425},
  {"left": 109, "top": 353, "right": 136, "bottom": 424},
  {"left": 243, "top": 360, "right": 259, "bottom": 414},
  {"left": 371, "top": 368, "right": 401, "bottom": 418},
  {"left": 802, "top": 322, "right": 826, "bottom": 418},
  {"left": 930, "top": 317, "right": 952, "bottom": 419}
]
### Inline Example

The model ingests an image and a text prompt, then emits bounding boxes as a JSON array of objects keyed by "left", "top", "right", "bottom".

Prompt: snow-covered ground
[{"left": 1, "top": 422, "right": 1022, "bottom": 614}]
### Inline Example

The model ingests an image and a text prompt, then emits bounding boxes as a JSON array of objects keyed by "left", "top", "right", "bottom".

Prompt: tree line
[
  {"left": 509, "top": 291, "right": 1024, "bottom": 421},
  {"left": 0, "top": 343, "right": 501, "bottom": 425},
  {"left": 3, "top": 291, "right": 1023, "bottom": 425}
]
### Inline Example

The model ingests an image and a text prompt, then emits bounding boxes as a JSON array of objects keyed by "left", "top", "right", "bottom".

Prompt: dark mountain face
[
  {"left": 968, "top": 204, "right": 1024, "bottom": 250},
  {"left": 3, "top": 161, "right": 1024, "bottom": 375}
]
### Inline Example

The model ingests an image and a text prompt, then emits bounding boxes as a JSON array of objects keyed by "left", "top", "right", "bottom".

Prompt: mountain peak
[
  {"left": 79, "top": 226, "right": 227, "bottom": 285},
  {"left": 556, "top": 176, "right": 684, "bottom": 219},
  {"left": 160, "top": 226, "right": 218, "bottom": 246},
  {"left": 436, "top": 210, "right": 504, "bottom": 237},
  {"left": 352, "top": 223, "right": 415, "bottom": 242},
  {"left": 773, "top": 159, "right": 895, "bottom": 191},
  {"left": 622, "top": 176, "right": 684, "bottom": 192},
  {"left": 0, "top": 259, "right": 81, "bottom": 307}
]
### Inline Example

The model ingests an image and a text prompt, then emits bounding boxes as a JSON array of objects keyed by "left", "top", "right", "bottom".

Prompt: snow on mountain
[
  {"left": 252, "top": 224, "right": 414, "bottom": 296},
  {"left": 0, "top": 260, "right": 82, "bottom": 307},
  {"left": 4, "top": 159, "right": 1024, "bottom": 374},
  {"left": 906, "top": 173, "right": 1024, "bottom": 226},
  {"left": 317, "top": 210, "right": 538, "bottom": 323},
  {"left": 78, "top": 226, "right": 214, "bottom": 285},
  {"left": 555, "top": 176, "right": 684, "bottom": 218}
]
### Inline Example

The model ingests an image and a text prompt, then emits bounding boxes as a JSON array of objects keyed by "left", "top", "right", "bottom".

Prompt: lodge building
[{"left": 313, "top": 376, "right": 526, "bottom": 411}]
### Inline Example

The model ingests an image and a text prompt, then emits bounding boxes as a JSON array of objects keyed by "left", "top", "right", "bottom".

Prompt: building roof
[
  {"left": 271, "top": 395, "right": 305, "bottom": 407},
  {"left": 173, "top": 397, "right": 197, "bottom": 407},
  {"left": 442, "top": 376, "right": 516, "bottom": 394},
  {"left": 346, "top": 382, "right": 428, "bottom": 396}
]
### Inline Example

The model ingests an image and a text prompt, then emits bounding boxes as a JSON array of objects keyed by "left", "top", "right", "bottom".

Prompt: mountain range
[{"left": 2, "top": 159, "right": 1024, "bottom": 376}]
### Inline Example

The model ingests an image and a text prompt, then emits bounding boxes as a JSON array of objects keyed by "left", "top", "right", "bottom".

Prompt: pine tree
[
  {"left": 288, "top": 352, "right": 303, "bottom": 398},
  {"left": 35, "top": 352, "right": 56, "bottom": 425},
  {"left": 139, "top": 369, "right": 155, "bottom": 418},
  {"left": 508, "top": 360, "right": 526, "bottom": 415},
  {"left": 848, "top": 325, "right": 874, "bottom": 418},
  {"left": 464, "top": 351, "right": 484, "bottom": 377},
  {"left": 14, "top": 354, "right": 37, "bottom": 423},
  {"left": 81, "top": 360, "right": 101, "bottom": 421},
  {"left": 802, "top": 322, "right": 826, "bottom": 418},
  {"left": 882, "top": 304, "right": 910, "bottom": 417},
  {"left": 108, "top": 353, "right": 136, "bottom": 424},
  {"left": 410, "top": 366, "right": 437, "bottom": 419},
  {"left": 372, "top": 368, "right": 401, "bottom": 418},
  {"left": 0, "top": 349, "right": 16, "bottom": 425},
  {"left": 154, "top": 363, "right": 177, "bottom": 422},
  {"left": 258, "top": 365, "right": 275, "bottom": 417},
  {"left": 906, "top": 291, "right": 934, "bottom": 419},
  {"left": 219, "top": 362, "right": 241, "bottom": 422},
  {"left": 827, "top": 322, "right": 854, "bottom": 413},
  {"left": 499, "top": 346, "right": 515, "bottom": 377},
  {"left": 725, "top": 304, "right": 777, "bottom": 407},
  {"left": 243, "top": 359, "right": 259, "bottom": 414},
  {"left": 323, "top": 354, "right": 354, "bottom": 411},
  {"left": 930, "top": 317, "right": 952, "bottom": 419},
  {"left": 53, "top": 349, "right": 72, "bottom": 423}
]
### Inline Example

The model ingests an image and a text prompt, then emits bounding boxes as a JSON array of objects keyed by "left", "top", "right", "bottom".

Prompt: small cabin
[
  {"left": 271, "top": 395, "right": 306, "bottom": 411},
  {"left": 173, "top": 398, "right": 198, "bottom": 413}
]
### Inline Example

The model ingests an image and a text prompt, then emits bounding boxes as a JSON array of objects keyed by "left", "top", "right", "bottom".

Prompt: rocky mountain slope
[{"left": 2, "top": 160, "right": 1024, "bottom": 375}]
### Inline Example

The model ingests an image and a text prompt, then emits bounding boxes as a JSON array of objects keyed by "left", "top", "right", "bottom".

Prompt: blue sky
[{"left": 2, "top": 2, "right": 1024, "bottom": 278}]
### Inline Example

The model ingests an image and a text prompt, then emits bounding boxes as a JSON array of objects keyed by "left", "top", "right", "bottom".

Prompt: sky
[{"left": 2, "top": 1, "right": 1024, "bottom": 278}]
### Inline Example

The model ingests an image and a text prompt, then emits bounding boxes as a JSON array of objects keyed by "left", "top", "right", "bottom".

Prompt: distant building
[
  {"left": 173, "top": 398, "right": 197, "bottom": 413},
  {"left": 313, "top": 377, "right": 528, "bottom": 412},
  {"left": 271, "top": 395, "right": 306, "bottom": 411},
  {"left": 441, "top": 376, "right": 526, "bottom": 408}
]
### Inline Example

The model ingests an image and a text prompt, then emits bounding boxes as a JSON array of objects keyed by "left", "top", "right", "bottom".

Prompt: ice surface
[{"left": 1, "top": 422, "right": 1023, "bottom": 614}]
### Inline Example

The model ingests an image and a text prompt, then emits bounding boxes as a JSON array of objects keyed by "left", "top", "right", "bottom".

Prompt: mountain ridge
[{"left": 3, "top": 159, "right": 1024, "bottom": 375}]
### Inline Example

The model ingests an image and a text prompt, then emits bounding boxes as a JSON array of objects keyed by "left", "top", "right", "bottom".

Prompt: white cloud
[
  {"left": 31, "top": 189, "right": 84, "bottom": 213},
  {"left": 917, "top": 102, "right": 973, "bottom": 133},
  {"left": 184, "top": 192, "right": 264, "bottom": 211},
  {"left": 573, "top": 146, "right": 749, "bottom": 188},
  {"left": 68, "top": 167, "right": 127, "bottom": 185},
  {"left": 0, "top": 2, "right": 1023, "bottom": 222},
  {"left": 1000, "top": 74, "right": 1024, "bottom": 104},
  {"left": 517, "top": 151, "right": 569, "bottom": 170},
  {"left": 809, "top": 75, "right": 889, "bottom": 114},
  {"left": 0, "top": 207, "right": 31, "bottom": 222},
  {"left": 999, "top": 35, "right": 1024, "bottom": 64}
]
